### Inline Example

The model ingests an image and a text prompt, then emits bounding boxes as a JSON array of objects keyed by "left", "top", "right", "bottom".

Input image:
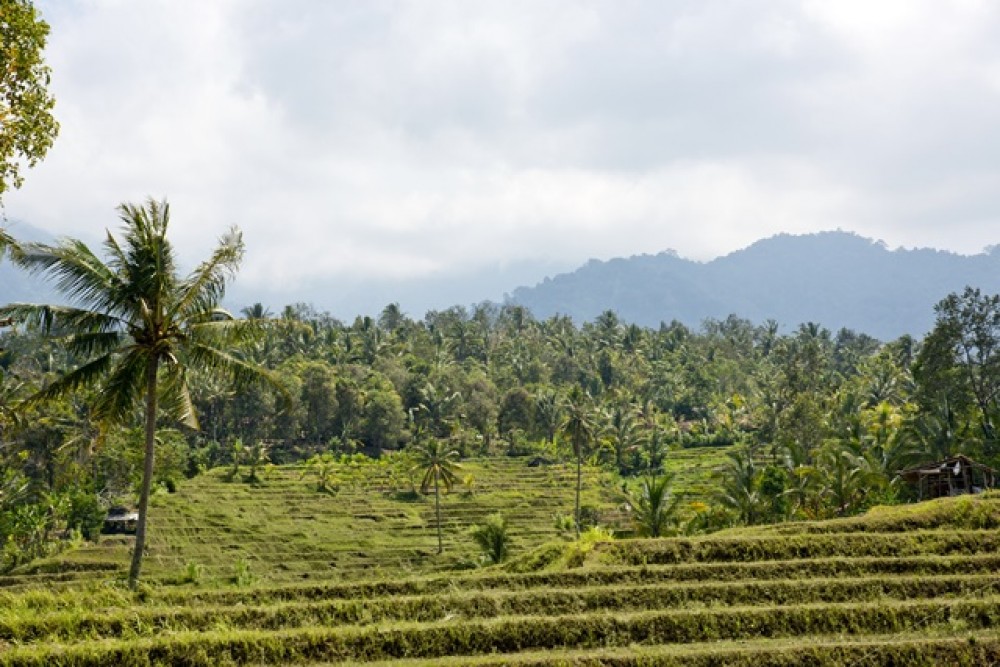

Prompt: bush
[
  {"left": 470, "top": 513, "right": 511, "bottom": 565},
  {"left": 65, "top": 489, "right": 105, "bottom": 541}
]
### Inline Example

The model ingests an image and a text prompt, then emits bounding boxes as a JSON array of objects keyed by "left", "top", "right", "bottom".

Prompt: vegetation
[
  {"left": 0, "top": 495, "right": 998, "bottom": 664},
  {"left": 630, "top": 473, "right": 680, "bottom": 537},
  {"left": 411, "top": 438, "right": 462, "bottom": 554},
  {"left": 0, "top": 0, "right": 59, "bottom": 199},
  {"left": 470, "top": 512, "right": 511, "bottom": 564},
  {"left": 3, "top": 184, "right": 1000, "bottom": 661},
  {"left": 3, "top": 262, "right": 1000, "bottom": 575},
  {"left": 0, "top": 200, "right": 279, "bottom": 587}
]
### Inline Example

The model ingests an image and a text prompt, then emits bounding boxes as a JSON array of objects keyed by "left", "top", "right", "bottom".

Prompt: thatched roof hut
[{"left": 899, "top": 455, "right": 997, "bottom": 500}]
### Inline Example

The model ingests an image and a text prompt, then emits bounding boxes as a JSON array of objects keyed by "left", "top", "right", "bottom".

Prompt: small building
[
  {"left": 102, "top": 507, "right": 139, "bottom": 534},
  {"left": 899, "top": 455, "right": 997, "bottom": 500}
]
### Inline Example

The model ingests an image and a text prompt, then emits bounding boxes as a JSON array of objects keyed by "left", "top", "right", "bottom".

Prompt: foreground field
[{"left": 2, "top": 488, "right": 1000, "bottom": 665}]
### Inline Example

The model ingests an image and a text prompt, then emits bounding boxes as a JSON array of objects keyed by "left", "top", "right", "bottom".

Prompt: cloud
[{"left": 6, "top": 0, "right": 1000, "bottom": 313}]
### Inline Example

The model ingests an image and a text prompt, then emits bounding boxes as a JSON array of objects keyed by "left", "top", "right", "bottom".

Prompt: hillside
[
  {"left": 2, "top": 493, "right": 1000, "bottom": 664},
  {"left": 8, "top": 456, "right": 637, "bottom": 587},
  {"left": 508, "top": 231, "right": 1000, "bottom": 339}
]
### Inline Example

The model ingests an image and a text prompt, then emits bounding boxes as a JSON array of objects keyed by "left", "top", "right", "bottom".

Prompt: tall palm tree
[
  {"left": 561, "top": 386, "right": 597, "bottom": 538},
  {"left": 410, "top": 437, "right": 461, "bottom": 553},
  {"left": 0, "top": 198, "right": 279, "bottom": 588}
]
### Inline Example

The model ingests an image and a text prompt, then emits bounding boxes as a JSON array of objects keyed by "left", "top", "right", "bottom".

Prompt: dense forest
[{"left": 2, "top": 212, "right": 999, "bottom": 578}]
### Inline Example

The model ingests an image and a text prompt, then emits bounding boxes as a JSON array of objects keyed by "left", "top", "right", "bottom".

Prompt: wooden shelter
[
  {"left": 102, "top": 507, "right": 139, "bottom": 534},
  {"left": 899, "top": 455, "right": 997, "bottom": 500}
]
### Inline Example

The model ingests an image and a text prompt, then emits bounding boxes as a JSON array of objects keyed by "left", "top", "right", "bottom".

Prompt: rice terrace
[{"left": 6, "top": 0, "right": 1000, "bottom": 665}]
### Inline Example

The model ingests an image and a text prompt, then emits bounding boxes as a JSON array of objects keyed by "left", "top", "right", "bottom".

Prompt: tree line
[{"left": 1, "top": 201, "right": 999, "bottom": 584}]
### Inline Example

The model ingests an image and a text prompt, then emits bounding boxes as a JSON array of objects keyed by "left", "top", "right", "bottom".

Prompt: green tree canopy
[{"left": 0, "top": 0, "right": 58, "bottom": 198}]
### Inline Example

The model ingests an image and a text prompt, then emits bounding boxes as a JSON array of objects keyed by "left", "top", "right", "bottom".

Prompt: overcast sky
[{"left": 5, "top": 0, "right": 1000, "bottom": 315}]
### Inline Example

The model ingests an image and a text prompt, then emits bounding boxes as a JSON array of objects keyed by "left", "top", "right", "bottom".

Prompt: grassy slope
[
  {"left": 23, "top": 455, "right": 636, "bottom": 586},
  {"left": 3, "top": 452, "right": 1000, "bottom": 665}
]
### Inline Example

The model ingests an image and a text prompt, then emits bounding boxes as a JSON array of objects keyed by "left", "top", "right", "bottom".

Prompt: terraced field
[
  {"left": 11, "top": 456, "right": 633, "bottom": 587},
  {"left": 2, "top": 491, "right": 1000, "bottom": 664}
]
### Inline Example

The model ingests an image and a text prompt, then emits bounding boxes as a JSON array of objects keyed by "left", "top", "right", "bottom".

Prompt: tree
[
  {"left": 470, "top": 512, "right": 510, "bottom": 564},
  {"left": 534, "top": 388, "right": 562, "bottom": 444},
  {"left": 925, "top": 288, "right": 1000, "bottom": 443},
  {"left": 561, "top": 386, "right": 597, "bottom": 537},
  {"left": 0, "top": 199, "right": 279, "bottom": 588},
  {"left": 297, "top": 361, "right": 338, "bottom": 445},
  {"left": 715, "top": 447, "right": 763, "bottom": 525},
  {"left": 358, "top": 374, "right": 405, "bottom": 454},
  {"left": 630, "top": 473, "right": 680, "bottom": 537},
  {"left": 410, "top": 437, "right": 461, "bottom": 553},
  {"left": 604, "top": 396, "right": 641, "bottom": 474},
  {"left": 0, "top": 0, "right": 59, "bottom": 198}
]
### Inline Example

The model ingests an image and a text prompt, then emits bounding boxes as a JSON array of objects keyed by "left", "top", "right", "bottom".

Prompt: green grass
[
  {"left": 3, "top": 455, "right": 1000, "bottom": 665},
  {"left": 19, "top": 456, "right": 632, "bottom": 587}
]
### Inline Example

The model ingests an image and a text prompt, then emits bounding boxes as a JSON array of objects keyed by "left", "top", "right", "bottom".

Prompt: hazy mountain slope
[{"left": 508, "top": 231, "right": 1000, "bottom": 339}]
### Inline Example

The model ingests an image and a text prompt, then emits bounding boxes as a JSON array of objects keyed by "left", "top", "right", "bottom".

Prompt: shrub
[
  {"left": 471, "top": 513, "right": 511, "bottom": 565},
  {"left": 234, "top": 558, "right": 255, "bottom": 587}
]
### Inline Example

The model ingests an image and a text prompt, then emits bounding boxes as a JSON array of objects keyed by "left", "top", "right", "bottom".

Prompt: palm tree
[
  {"left": 715, "top": 447, "right": 763, "bottom": 525},
  {"left": 0, "top": 198, "right": 279, "bottom": 588},
  {"left": 470, "top": 512, "right": 511, "bottom": 564},
  {"left": 631, "top": 472, "right": 680, "bottom": 537},
  {"left": 605, "top": 396, "right": 641, "bottom": 474},
  {"left": 410, "top": 437, "right": 461, "bottom": 553},
  {"left": 561, "top": 386, "right": 597, "bottom": 538},
  {"left": 534, "top": 388, "right": 562, "bottom": 444},
  {"left": 240, "top": 302, "right": 272, "bottom": 320}
]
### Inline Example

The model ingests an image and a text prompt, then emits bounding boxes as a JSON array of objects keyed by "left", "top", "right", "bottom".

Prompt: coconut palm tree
[
  {"left": 470, "top": 512, "right": 510, "bottom": 564},
  {"left": 410, "top": 437, "right": 461, "bottom": 553},
  {"left": 0, "top": 198, "right": 279, "bottom": 588},
  {"left": 631, "top": 472, "right": 680, "bottom": 538},
  {"left": 561, "top": 386, "right": 598, "bottom": 538},
  {"left": 715, "top": 447, "right": 763, "bottom": 525}
]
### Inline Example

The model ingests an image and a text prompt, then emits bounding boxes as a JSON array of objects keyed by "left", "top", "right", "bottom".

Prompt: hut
[
  {"left": 102, "top": 507, "right": 139, "bottom": 534},
  {"left": 899, "top": 455, "right": 997, "bottom": 500}
]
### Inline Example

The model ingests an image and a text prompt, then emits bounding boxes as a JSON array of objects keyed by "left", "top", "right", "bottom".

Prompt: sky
[{"left": 5, "top": 0, "right": 1000, "bottom": 316}]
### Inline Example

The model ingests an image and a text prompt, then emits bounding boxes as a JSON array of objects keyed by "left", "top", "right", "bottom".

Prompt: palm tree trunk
[
  {"left": 435, "top": 473, "right": 443, "bottom": 553},
  {"left": 575, "top": 451, "right": 582, "bottom": 539},
  {"left": 129, "top": 357, "right": 158, "bottom": 589}
]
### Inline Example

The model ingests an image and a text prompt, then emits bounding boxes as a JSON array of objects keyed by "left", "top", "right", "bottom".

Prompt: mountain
[{"left": 507, "top": 231, "right": 1000, "bottom": 339}]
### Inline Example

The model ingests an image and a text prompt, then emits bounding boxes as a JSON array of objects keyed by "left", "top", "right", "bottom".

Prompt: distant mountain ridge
[{"left": 507, "top": 231, "right": 1000, "bottom": 340}]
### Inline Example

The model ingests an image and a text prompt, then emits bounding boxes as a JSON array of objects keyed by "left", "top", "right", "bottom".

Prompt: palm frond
[
  {"left": 63, "top": 331, "right": 126, "bottom": 358},
  {"left": 172, "top": 227, "right": 244, "bottom": 321},
  {"left": 0, "top": 228, "right": 20, "bottom": 261},
  {"left": 0, "top": 303, "right": 123, "bottom": 335},
  {"left": 187, "top": 315, "right": 269, "bottom": 348},
  {"left": 159, "top": 364, "right": 198, "bottom": 429},
  {"left": 185, "top": 342, "right": 288, "bottom": 404},
  {"left": 92, "top": 349, "right": 148, "bottom": 424},
  {"left": 117, "top": 199, "right": 178, "bottom": 305},
  {"left": 20, "top": 353, "right": 117, "bottom": 407},
  {"left": 13, "top": 239, "right": 124, "bottom": 314},
  {"left": 101, "top": 229, "right": 129, "bottom": 278},
  {"left": 419, "top": 467, "right": 437, "bottom": 494}
]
